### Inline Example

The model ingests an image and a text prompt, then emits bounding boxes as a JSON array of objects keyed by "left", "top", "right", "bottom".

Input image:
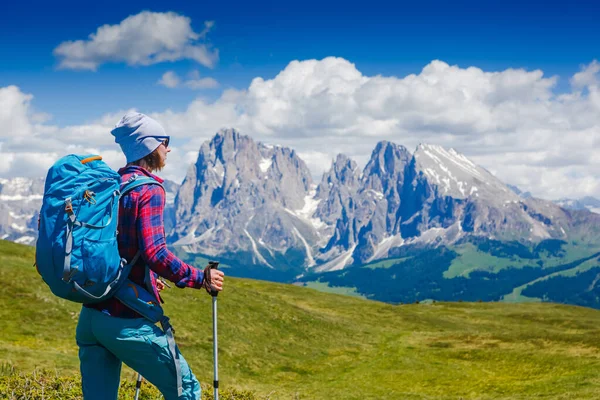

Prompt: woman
[{"left": 76, "top": 111, "right": 224, "bottom": 400}]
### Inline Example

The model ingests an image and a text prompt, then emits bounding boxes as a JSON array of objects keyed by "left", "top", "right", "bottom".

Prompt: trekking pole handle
[{"left": 209, "top": 261, "right": 219, "bottom": 297}]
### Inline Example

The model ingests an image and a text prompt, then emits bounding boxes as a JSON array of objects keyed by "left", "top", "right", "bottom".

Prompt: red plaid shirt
[{"left": 86, "top": 166, "right": 205, "bottom": 318}]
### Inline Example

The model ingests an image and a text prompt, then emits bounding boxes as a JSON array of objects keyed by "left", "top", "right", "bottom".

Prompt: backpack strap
[
  {"left": 161, "top": 316, "right": 183, "bottom": 397},
  {"left": 120, "top": 174, "right": 164, "bottom": 197}
]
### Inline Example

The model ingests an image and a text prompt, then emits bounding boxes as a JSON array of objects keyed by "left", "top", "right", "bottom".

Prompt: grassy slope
[
  {"left": 4, "top": 240, "right": 600, "bottom": 399},
  {"left": 446, "top": 242, "right": 600, "bottom": 279},
  {"left": 447, "top": 242, "right": 600, "bottom": 303}
]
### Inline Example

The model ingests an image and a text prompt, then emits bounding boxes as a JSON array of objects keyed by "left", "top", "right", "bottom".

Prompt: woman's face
[{"left": 157, "top": 139, "right": 171, "bottom": 168}]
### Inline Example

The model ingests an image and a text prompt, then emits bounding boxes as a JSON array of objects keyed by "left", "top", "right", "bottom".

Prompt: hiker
[{"left": 75, "top": 111, "right": 225, "bottom": 400}]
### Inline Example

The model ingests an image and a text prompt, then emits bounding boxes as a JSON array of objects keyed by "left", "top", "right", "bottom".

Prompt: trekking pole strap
[{"left": 161, "top": 316, "right": 183, "bottom": 397}]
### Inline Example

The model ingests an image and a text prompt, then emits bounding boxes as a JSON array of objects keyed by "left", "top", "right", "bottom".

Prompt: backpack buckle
[
  {"left": 65, "top": 197, "right": 73, "bottom": 214},
  {"left": 83, "top": 190, "right": 96, "bottom": 205},
  {"left": 65, "top": 268, "right": 78, "bottom": 282}
]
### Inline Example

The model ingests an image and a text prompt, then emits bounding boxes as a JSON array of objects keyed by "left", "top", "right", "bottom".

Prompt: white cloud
[
  {"left": 158, "top": 71, "right": 181, "bottom": 88},
  {"left": 296, "top": 151, "right": 335, "bottom": 180},
  {"left": 571, "top": 60, "right": 600, "bottom": 89},
  {"left": 158, "top": 70, "right": 219, "bottom": 89},
  {"left": 2, "top": 58, "right": 600, "bottom": 200},
  {"left": 0, "top": 86, "right": 34, "bottom": 138},
  {"left": 184, "top": 70, "right": 219, "bottom": 89},
  {"left": 54, "top": 12, "right": 218, "bottom": 71}
]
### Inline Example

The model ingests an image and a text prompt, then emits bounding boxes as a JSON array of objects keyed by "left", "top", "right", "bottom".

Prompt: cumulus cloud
[
  {"left": 0, "top": 86, "right": 35, "bottom": 138},
  {"left": 54, "top": 11, "right": 218, "bottom": 71},
  {"left": 571, "top": 60, "right": 600, "bottom": 89},
  {"left": 158, "top": 71, "right": 181, "bottom": 88},
  {"left": 158, "top": 70, "right": 219, "bottom": 89},
  {"left": 2, "top": 58, "right": 600, "bottom": 200},
  {"left": 184, "top": 70, "right": 219, "bottom": 89}
]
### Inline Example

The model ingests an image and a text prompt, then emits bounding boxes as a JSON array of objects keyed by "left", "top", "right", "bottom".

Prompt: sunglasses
[{"left": 155, "top": 136, "right": 170, "bottom": 148}]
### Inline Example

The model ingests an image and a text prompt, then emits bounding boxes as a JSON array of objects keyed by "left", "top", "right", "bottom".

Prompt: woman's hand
[
  {"left": 202, "top": 265, "right": 225, "bottom": 293},
  {"left": 210, "top": 269, "right": 225, "bottom": 292},
  {"left": 156, "top": 279, "right": 165, "bottom": 292}
]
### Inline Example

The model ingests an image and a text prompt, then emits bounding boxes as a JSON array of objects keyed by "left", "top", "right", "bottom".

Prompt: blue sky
[{"left": 1, "top": 0, "right": 599, "bottom": 125}]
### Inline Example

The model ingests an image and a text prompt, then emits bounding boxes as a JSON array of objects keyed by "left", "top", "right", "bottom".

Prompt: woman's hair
[{"left": 130, "top": 145, "right": 165, "bottom": 172}]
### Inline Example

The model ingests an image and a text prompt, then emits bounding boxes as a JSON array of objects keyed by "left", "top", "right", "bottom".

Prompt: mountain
[
  {"left": 0, "top": 174, "right": 180, "bottom": 245},
  {"left": 0, "top": 177, "right": 44, "bottom": 245},
  {"left": 555, "top": 196, "right": 600, "bottom": 214},
  {"left": 3, "top": 130, "right": 600, "bottom": 309},
  {"left": 164, "top": 130, "right": 600, "bottom": 308},
  {"left": 310, "top": 142, "right": 597, "bottom": 268},
  {"left": 171, "top": 129, "right": 317, "bottom": 279},
  {"left": 507, "top": 184, "right": 532, "bottom": 199},
  {"left": 3, "top": 240, "right": 600, "bottom": 400},
  {"left": 162, "top": 178, "right": 180, "bottom": 236}
]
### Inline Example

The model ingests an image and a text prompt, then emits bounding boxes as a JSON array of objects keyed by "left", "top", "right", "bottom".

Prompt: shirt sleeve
[{"left": 136, "top": 184, "right": 205, "bottom": 289}]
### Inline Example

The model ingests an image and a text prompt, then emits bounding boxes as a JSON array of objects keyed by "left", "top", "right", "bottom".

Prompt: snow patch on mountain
[
  {"left": 0, "top": 194, "right": 43, "bottom": 201},
  {"left": 14, "top": 236, "right": 35, "bottom": 245},
  {"left": 293, "top": 227, "right": 316, "bottom": 267},
  {"left": 368, "top": 234, "right": 404, "bottom": 262},
  {"left": 9, "top": 211, "right": 33, "bottom": 220},
  {"left": 414, "top": 143, "right": 517, "bottom": 201},
  {"left": 244, "top": 229, "right": 274, "bottom": 268},
  {"left": 285, "top": 188, "right": 326, "bottom": 231},
  {"left": 366, "top": 189, "right": 384, "bottom": 200},
  {"left": 314, "top": 244, "right": 357, "bottom": 272},
  {"left": 259, "top": 157, "right": 272, "bottom": 173}
]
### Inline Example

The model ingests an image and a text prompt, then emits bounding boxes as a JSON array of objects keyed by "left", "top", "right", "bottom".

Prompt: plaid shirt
[{"left": 86, "top": 165, "right": 205, "bottom": 318}]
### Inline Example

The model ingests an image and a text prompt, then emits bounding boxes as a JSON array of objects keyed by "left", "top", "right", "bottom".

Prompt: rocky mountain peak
[
  {"left": 0, "top": 177, "right": 44, "bottom": 245},
  {"left": 0, "top": 177, "right": 45, "bottom": 198},
  {"left": 316, "top": 154, "right": 360, "bottom": 199},
  {"left": 172, "top": 130, "right": 316, "bottom": 266},
  {"left": 412, "top": 143, "right": 516, "bottom": 201},
  {"left": 363, "top": 141, "right": 411, "bottom": 179}
]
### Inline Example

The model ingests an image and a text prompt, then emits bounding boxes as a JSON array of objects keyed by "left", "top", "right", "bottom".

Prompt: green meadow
[{"left": 2, "top": 240, "right": 600, "bottom": 399}]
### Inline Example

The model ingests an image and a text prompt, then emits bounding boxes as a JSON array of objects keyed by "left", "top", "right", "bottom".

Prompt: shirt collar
[{"left": 118, "top": 165, "right": 164, "bottom": 184}]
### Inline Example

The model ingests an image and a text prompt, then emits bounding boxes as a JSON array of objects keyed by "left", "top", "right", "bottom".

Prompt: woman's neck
[{"left": 126, "top": 162, "right": 153, "bottom": 173}]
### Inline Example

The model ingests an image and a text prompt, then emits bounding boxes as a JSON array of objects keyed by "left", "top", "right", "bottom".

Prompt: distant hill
[
  {"left": 3, "top": 240, "right": 600, "bottom": 399},
  {"left": 555, "top": 196, "right": 600, "bottom": 214}
]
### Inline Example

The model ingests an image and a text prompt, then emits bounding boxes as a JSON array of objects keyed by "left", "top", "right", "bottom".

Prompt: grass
[
  {"left": 444, "top": 243, "right": 524, "bottom": 278},
  {"left": 0, "top": 365, "right": 258, "bottom": 399},
  {"left": 4, "top": 240, "right": 600, "bottom": 399},
  {"left": 503, "top": 257, "right": 600, "bottom": 303},
  {"left": 446, "top": 242, "right": 600, "bottom": 279}
]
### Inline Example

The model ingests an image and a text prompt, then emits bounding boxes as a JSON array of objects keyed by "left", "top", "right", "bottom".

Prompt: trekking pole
[
  {"left": 209, "top": 261, "right": 220, "bottom": 400},
  {"left": 134, "top": 373, "right": 143, "bottom": 400}
]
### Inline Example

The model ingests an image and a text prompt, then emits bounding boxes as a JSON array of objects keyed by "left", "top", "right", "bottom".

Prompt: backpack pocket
[{"left": 81, "top": 237, "right": 123, "bottom": 294}]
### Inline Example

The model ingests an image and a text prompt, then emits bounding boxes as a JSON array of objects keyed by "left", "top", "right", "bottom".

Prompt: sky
[{"left": 0, "top": 0, "right": 599, "bottom": 200}]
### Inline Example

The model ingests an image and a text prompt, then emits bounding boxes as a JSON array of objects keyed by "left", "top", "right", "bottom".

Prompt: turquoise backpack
[{"left": 36, "top": 154, "right": 183, "bottom": 395}]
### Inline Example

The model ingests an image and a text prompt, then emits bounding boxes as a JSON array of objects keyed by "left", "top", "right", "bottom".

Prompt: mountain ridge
[{"left": 2, "top": 129, "right": 600, "bottom": 307}]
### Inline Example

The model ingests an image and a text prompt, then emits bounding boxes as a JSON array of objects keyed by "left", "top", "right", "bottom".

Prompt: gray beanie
[{"left": 111, "top": 111, "right": 170, "bottom": 163}]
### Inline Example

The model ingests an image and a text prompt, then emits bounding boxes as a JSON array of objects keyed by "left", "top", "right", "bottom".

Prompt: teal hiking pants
[{"left": 76, "top": 306, "right": 201, "bottom": 400}]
